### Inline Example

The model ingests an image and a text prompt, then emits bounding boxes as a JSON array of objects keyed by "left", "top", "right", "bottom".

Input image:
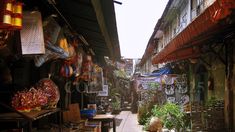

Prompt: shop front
[
  {"left": 0, "top": 0, "right": 120, "bottom": 131},
  {"left": 151, "top": 1, "right": 235, "bottom": 130}
]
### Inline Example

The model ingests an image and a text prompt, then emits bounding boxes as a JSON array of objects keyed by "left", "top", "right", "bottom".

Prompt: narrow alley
[
  {"left": 110, "top": 111, "right": 143, "bottom": 132},
  {"left": 0, "top": 0, "right": 234, "bottom": 132}
]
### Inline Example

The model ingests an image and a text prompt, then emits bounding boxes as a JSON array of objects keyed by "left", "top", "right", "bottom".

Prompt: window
[
  {"left": 181, "top": 12, "right": 187, "bottom": 28},
  {"left": 191, "top": 0, "right": 197, "bottom": 20},
  {"left": 196, "top": 0, "right": 204, "bottom": 15}
]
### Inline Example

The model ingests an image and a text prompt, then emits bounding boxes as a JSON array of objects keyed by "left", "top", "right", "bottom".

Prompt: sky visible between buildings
[{"left": 114, "top": 0, "right": 168, "bottom": 59}]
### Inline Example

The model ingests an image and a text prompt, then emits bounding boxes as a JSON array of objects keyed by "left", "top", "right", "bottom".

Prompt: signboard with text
[{"left": 97, "top": 85, "right": 108, "bottom": 96}]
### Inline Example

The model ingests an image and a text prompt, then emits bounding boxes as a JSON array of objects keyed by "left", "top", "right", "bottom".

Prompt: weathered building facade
[{"left": 139, "top": 0, "right": 235, "bottom": 131}]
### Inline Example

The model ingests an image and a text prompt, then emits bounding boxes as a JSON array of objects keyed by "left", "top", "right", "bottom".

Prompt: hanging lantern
[
  {"left": 5, "top": 1, "right": 13, "bottom": 12},
  {"left": 0, "top": 0, "right": 22, "bottom": 30},
  {"left": 12, "top": 2, "right": 22, "bottom": 15},
  {"left": 0, "top": 0, "right": 14, "bottom": 28},
  {"left": 11, "top": 1, "right": 22, "bottom": 29},
  {"left": 11, "top": 13, "right": 22, "bottom": 29}
]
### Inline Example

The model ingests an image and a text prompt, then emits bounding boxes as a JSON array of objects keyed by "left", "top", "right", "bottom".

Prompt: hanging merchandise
[
  {"left": 164, "top": 84, "right": 175, "bottom": 95},
  {"left": 40, "top": 18, "right": 71, "bottom": 67},
  {"left": 43, "top": 16, "right": 61, "bottom": 45},
  {"left": 69, "top": 39, "right": 84, "bottom": 77},
  {"left": 0, "top": 0, "right": 22, "bottom": 29},
  {"left": 54, "top": 27, "right": 76, "bottom": 59},
  {"left": 59, "top": 47, "right": 83, "bottom": 78},
  {"left": 34, "top": 49, "right": 61, "bottom": 67},
  {"left": 81, "top": 54, "right": 93, "bottom": 81},
  {"left": 167, "top": 97, "right": 176, "bottom": 103},
  {"left": 0, "top": 30, "right": 11, "bottom": 49},
  {"left": 60, "top": 63, "right": 74, "bottom": 78},
  {"left": 160, "top": 74, "right": 190, "bottom": 112},
  {"left": 34, "top": 21, "right": 77, "bottom": 67},
  {"left": 74, "top": 48, "right": 83, "bottom": 77},
  {"left": 161, "top": 74, "right": 176, "bottom": 85},
  {"left": 89, "top": 64, "right": 103, "bottom": 92},
  {"left": 20, "top": 11, "right": 45, "bottom": 54},
  {"left": 176, "top": 83, "right": 188, "bottom": 94}
]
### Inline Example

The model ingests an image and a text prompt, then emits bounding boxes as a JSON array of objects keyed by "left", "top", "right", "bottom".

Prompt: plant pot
[{"left": 112, "top": 109, "right": 121, "bottom": 114}]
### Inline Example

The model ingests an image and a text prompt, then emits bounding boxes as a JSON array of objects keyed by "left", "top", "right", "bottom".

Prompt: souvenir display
[
  {"left": 176, "top": 83, "right": 188, "bottom": 94},
  {"left": 45, "top": 39, "right": 69, "bottom": 58},
  {"left": 167, "top": 97, "right": 176, "bottom": 103},
  {"left": 43, "top": 16, "right": 61, "bottom": 45},
  {"left": 11, "top": 78, "right": 59, "bottom": 112},
  {"left": 34, "top": 49, "right": 61, "bottom": 67},
  {"left": 11, "top": 87, "right": 48, "bottom": 112},
  {"left": 75, "top": 50, "right": 83, "bottom": 76},
  {"left": 178, "top": 95, "right": 189, "bottom": 105},
  {"left": 35, "top": 78, "right": 60, "bottom": 109},
  {"left": 60, "top": 63, "right": 74, "bottom": 78},
  {"left": 161, "top": 75, "right": 176, "bottom": 85},
  {"left": 11, "top": 90, "right": 33, "bottom": 112},
  {"left": 164, "top": 85, "right": 175, "bottom": 95},
  {"left": 34, "top": 23, "right": 78, "bottom": 67},
  {"left": 81, "top": 55, "right": 93, "bottom": 81},
  {"left": 160, "top": 74, "right": 190, "bottom": 111},
  {"left": 89, "top": 64, "right": 103, "bottom": 92}
]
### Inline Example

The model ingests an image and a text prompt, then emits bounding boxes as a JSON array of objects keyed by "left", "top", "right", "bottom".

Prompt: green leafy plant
[
  {"left": 151, "top": 103, "right": 186, "bottom": 131},
  {"left": 109, "top": 87, "right": 121, "bottom": 112},
  {"left": 148, "top": 82, "right": 160, "bottom": 90},
  {"left": 137, "top": 104, "right": 151, "bottom": 125},
  {"left": 206, "top": 96, "right": 221, "bottom": 107},
  {"left": 111, "top": 100, "right": 121, "bottom": 110}
]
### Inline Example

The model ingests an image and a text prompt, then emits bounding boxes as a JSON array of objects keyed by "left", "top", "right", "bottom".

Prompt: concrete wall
[{"left": 209, "top": 62, "right": 225, "bottom": 100}]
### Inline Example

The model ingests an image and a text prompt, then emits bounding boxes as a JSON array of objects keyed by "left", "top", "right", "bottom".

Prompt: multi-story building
[
  {"left": 123, "top": 58, "right": 134, "bottom": 77},
  {"left": 139, "top": 0, "right": 235, "bottom": 131}
]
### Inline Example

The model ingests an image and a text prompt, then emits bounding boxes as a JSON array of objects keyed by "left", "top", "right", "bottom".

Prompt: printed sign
[
  {"left": 20, "top": 11, "right": 45, "bottom": 54},
  {"left": 97, "top": 85, "right": 108, "bottom": 96}
]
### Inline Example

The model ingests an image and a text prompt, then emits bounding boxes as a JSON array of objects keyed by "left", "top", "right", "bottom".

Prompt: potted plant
[
  {"left": 151, "top": 103, "right": 187, "bottom": 132},
  {"left": 109, "top": 88, "right": 121, "bottom": 114},
  {"left": 111, "top": 100, "right": 121, "bottom": 114}
]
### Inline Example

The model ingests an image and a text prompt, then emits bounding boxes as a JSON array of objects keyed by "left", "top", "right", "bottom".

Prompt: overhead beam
[{"left": 91, "top": 0, "right": 118, "bottom": 60}]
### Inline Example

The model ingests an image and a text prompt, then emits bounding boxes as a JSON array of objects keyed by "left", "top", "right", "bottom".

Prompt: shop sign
[
  {"left": 20, "top": 11, "right": 45, "bottom": 54},
  {"left": 97, "top": 85, "right": 108, "bottom": 96},
  {"left": 137, "top": 77, "right": 161, "bottom": 91}
]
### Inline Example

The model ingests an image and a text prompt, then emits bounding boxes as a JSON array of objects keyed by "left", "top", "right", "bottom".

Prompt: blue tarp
[{"left": 143, "top": 66, "right": 172, "bottom": 77}]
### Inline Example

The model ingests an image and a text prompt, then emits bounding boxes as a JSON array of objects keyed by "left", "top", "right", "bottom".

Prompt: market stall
[
  {"left": 0, "top": 0, "right": 120, "bottom": 131},
  {"left": 134, "top": 66, "right": 191, "bottom": 131}
]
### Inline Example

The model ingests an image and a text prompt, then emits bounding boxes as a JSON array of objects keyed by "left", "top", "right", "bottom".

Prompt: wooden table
[
  {"left": 0, "top": 108, "right": 61, "bottom": 132},
  {"left": 91, "top": 114, "right": 116, "bottom": 132}
]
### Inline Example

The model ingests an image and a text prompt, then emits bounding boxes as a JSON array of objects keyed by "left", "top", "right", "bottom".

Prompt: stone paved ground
[
  {"left": 110, "top": 111, "right": 144, "bottom": 132},
  {"left": 109, "top": 111, "right": 175, "bottom": 132}
]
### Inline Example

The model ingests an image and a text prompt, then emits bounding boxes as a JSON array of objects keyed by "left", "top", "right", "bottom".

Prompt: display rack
[{"left": 0, "top": 102, "right": 61, "bottom": 132}]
